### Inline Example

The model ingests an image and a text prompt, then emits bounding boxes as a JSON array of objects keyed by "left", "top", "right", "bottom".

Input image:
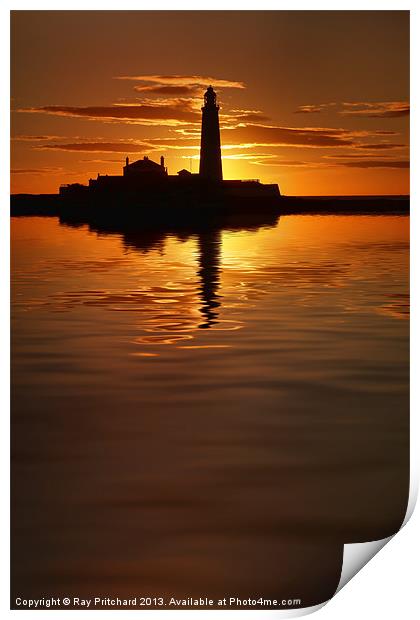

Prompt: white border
[{"left": 2, "top": 3, "right": 417, "bottom": 619}]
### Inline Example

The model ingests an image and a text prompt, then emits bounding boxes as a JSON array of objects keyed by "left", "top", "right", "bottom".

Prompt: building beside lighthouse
[{"left": 59, "top": 86, "right": 280, "bottom": 206}]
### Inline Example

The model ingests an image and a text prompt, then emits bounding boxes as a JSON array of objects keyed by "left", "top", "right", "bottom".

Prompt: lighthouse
[{"left": 199, "top": 86, "right": 223, "bottom": 181}]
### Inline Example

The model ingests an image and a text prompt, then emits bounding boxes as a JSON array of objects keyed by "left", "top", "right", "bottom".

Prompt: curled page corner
[
  {"left": 334, "top": 475, "right": 417, "bottom": 598},
  {"left": 279, "top": 602, "right": 328, "bottom": 617},
  {"left": 335, "top": 535, "right": 393, "bottom": 594},
  {"left": 402, "top": 476, "right": 418, "bottom": 527}
]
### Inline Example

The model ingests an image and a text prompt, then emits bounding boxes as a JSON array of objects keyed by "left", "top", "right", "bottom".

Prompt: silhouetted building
[
  {"left": 123, "top": 155, "right": 167, "bottom": 179},
  {"left": 199, "top": 86, "right": 223, "bottom": 181},
  {"left": 177, "top": 169, "right": 192, "bottom": 178}
]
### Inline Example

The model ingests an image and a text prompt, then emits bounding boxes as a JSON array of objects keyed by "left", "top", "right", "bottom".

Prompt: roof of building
[{"left": 126, "top": 156, "right": 162, "bottom": 170}]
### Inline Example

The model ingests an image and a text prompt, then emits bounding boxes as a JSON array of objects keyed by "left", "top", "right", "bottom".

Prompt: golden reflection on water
[{"left": 11, "top": 214, "right": 409, "bottom": 355}]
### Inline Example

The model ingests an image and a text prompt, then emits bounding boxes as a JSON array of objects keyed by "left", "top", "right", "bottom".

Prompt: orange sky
[{"left": 11, "top": 10, "right": 409, "bottom": 196}]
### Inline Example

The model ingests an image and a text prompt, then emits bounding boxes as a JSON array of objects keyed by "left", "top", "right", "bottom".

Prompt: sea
[{"left": 11, "top": 211, "right": 409, "bottom": 609}]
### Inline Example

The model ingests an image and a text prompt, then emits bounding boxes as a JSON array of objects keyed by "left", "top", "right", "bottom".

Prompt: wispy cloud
[
  {"left": 11, "top": 135, "right": 65, "bottom": 141},
  {"left": 11, "top": 167, "right": 64, "bottom": 174},
  {"left": 295, "top": 103, "right": 336, "bottom": 114},
  {"left": 324, "top": 153, "right": 402, "bottom": 160},
  {"left": 36, "top": 141, "right": 153, "bottom": 153},
  {"left": 341, "top": 101, "right": 410, "bottom": 118},
  {"left": 248, "top": 158, "right": 330, "bottom": 168},
  {"left": 248, "top": 157, "right": 409, "bottom": 169},
  {"left": 18, "top": 102, "right": 201, "bottom": 126},
  {"left": 115, "top": 74, "right": 245, "bottom": 89},
  {"left": 355, "top": 142, "right": 406, "bottom": 150},
  {"left": 78, "top": 158, "right": 123, "bottom": 163},
  {"left": 221, "top": 111, "right": 270, "bottom": 124},
  {"left": 294, "top": 101, "right": 409, "bottom": 118},
  {"left": 219, "top": 124, "right": 359, "bottom": 148},
  {"left": 337, "top": 159, "right": 409, "bottom": 168},
  {"left": 133, "top": 85, "right": 202, "bottom": 96}
]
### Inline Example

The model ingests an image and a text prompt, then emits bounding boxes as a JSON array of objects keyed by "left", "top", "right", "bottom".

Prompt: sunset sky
[{"left": 11, "top": 10, "right": 409, "bottom": 195}]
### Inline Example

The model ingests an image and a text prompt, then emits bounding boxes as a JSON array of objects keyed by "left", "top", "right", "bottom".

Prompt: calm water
[{"left": 11, "top": 213, "right": 409, "bottom": 608}]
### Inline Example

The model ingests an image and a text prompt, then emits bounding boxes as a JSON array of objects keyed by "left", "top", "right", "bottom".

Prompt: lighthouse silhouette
[{"left": 199, "top": 86, "right": 223, "bottom": 181}]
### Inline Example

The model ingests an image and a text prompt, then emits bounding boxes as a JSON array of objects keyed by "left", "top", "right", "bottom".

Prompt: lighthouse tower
[{"left": 199, "top": 86, "right": 223, "bottom": 181}]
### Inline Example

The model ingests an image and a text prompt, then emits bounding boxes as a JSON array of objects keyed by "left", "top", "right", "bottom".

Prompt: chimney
[
  {"left": 160, "top": 156, "right": 165, "bottom": 169},
  {"left": 125, "top": 156, "right": 129, "bottom": 166}
]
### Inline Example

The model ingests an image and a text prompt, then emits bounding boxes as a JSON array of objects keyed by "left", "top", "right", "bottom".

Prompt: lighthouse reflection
[
  {"left": 196, "top": 230, "right": 222, "bottom": 328},
  {"left": 60, "top": 211, "right": 279, "bottom": 333}
]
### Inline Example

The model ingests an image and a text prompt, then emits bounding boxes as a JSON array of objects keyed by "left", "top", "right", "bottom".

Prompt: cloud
[
  {"left": 294, "top": 101, "right": 409, "bottom": 118},
  {"left": 36, "top": 141, "right": 153, "bottom": 153},
  {"left": 338, "top": 159, "right": 409, "bottom": 168},
  {"left": 11, "top": 167, "right": 64, "bottom": 174},
  {"left": 219, "top": 124, "right": 357, "bottom": 147},
  {"left": 133, "top": 85, "right": 202, "bottom": 96},
  {"left": 242, "top": 156, "right": 409, "bottom": 169},
  {"left": 221, "top": 153, "right": 276, "bottom": 161},
  {"left": 146, "top": 137, "right": 200, "bottom": 150},
  {"left": 340, "top": 101, "right": 410, "bottom": 118},
  {"left": 355, "top": 142, "right": 406, "bottom": 150},
  {"left": 249, "top": 158, "right": 331, "bottom": 168},
  {"left": 78, "top": 158, "right": 123, "bottom": 163},
  {"left": 252, "top": 159, "right": 322, "bottom": 168},
  {"left": 11, "top": 135, "right": 64, "bottom": 141},
  {"left": 295, "top": 103, "right": 336, "bottom": 114},
  {"left": 221, "top": 111, "right": 270, "bottom": 124},
  {"left": 324, "top": 153, "right": 402, "bottom": 160},
  {"left": 18, "top": 102, "right": 201, "bottom": 125},
  {"left": 115, "top": 74, "right": 245, "bottom": 89},
  {"left": 230, "top": 108, "right": 264, "bottom": 114}
]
